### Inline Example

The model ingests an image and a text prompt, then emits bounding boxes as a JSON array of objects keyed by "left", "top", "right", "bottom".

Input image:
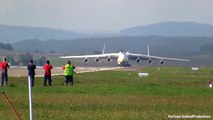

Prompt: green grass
[{"left": 0, "top": 67, "right": 213, "bottom": 120}]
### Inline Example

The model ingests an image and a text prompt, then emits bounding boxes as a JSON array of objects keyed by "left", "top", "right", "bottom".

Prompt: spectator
[
  {"left": 43, "top": 60, "right": 53, "bottom": 86},
  {"left": 62, "top": 61, "right": 75, "bottom": 86},
  {"left": 27, "top": 60, "right": 36, "bottom": 87},
  {"left": 0, "top": 57, "right": 10, "bottom": 86}
]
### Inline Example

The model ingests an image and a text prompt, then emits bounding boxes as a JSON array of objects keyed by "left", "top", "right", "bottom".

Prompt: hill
[
  {"left": 12, "top": 36, "right": 213, "bottom": 56},
  {"left": 120, "top": 21, "right": 213, "bottom": 37},
  {"left": 2, "top": 21, "right": 213, "bottom": 43},
  {"left": 0, "top": 24, "right": 88, "bottom": 43},
  {"left": 2, "top": 21, "right": 213, "bottom": 44}
]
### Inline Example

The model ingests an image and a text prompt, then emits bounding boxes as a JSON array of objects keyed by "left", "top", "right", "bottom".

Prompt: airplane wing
[
  {"left": 59, "top": 53, "right": 120, "bottom": 59},
  {"left": 126, "top": 52, "right": 190, "bottom": 61}
]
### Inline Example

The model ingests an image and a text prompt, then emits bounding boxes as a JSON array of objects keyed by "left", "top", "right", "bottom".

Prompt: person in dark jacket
[{"left": 27, "top": 59, "right": 36, "bottom": 87}]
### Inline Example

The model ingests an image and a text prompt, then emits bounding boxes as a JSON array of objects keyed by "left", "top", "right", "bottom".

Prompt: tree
[
  {"left": 5, "top": 43, "right": 13, "bottom": 50},
  {"left": 93, "top": 51, "right": 101, "bottom": 54},
  {"left": 18, "top": 52, "right": 33, "bottom": 65},
  {"left": 6, "top": 55, "right": 16, "bottom": 65},
  {"left": 118, "top": 49, "right": 125, "bottom": 52},
  {"left": 36, "top": 56, "right": 47, "bottom": 66},
  {"left": 0, "top": 42, "right": 13, "bottom": 50},
  {"left": 49, "top": 50, "right": 56, "bottom": 54},
  {"left": 200, "top": 44, "right": 213, "bottom": 55}
]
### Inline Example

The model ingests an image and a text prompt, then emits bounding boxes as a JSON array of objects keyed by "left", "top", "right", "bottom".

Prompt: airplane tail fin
[
  {"left": 102, "top": 44, "right": 106, "bottom": 54},
  {"left": 147, "top": 45, "right": 150, "bottom": 56}
]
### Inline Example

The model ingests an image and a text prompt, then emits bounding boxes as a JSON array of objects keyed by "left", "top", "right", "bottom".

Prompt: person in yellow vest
[{"left": 62, "top": 60, "right": 75, "bottom": 86}]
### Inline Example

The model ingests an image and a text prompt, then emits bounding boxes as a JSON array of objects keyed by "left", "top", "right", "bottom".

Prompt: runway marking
[
  {"left": 9, "top": 66, "right": 122, "bottom": 77},
  {"left": 35, "top": 67, "right": 121, "bottom": 77}
]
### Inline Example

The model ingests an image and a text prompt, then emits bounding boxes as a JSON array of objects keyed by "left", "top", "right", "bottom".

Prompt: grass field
[{"left": 0, "top": 67, "right": 213, "bottom": 120}]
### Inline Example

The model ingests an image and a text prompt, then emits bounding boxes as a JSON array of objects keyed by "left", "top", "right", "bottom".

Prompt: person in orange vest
[
  {"left": 0, "top": 57, "right": 10, "bottom": 86},
  {"left": 43, "top": 60, "right": 53, "bottom": 86},
  {"left": 62, "top": 60, "right": 75, "bottom": 86}
]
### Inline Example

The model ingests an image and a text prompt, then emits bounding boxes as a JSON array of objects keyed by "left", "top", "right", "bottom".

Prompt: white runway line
[
  {"left": 35, "top": 67, "right": 121, "bottom": 77},
  {"left": 9, "top": 66, "right": 122, "bottom": 77}
]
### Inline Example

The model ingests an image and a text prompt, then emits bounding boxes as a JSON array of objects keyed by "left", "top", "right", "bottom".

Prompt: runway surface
[{"left": 8, "top": 66, "right": 122, "bottom": 77}]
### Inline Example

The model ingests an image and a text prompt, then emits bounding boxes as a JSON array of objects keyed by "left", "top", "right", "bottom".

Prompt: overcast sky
[{"left": 0, "top": 0, "right": 213, "bottom": 33}]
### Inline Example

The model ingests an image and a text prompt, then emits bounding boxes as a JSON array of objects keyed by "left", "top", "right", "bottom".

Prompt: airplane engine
[
  {"left": 95, "top": 58, "right": 100, "bottom": 62},
  {"left": 84, "top": 58, "right": 89, "bottom": 63},
  {"left": 148, "top": 59, "right": 153, "bottom": 64},
  {"left": 160, "top": 60, "right": 164, "bottom": 65},
  {"left": 106, "top": 57, "right": 112, "bottom": 62},
  {"left": 136, "top": 58, "right": 141, "bottom": 63}
]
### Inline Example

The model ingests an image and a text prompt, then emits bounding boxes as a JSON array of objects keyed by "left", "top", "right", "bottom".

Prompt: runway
[{"left": 8, "top": 66, "right": 122, "bottom": 77}]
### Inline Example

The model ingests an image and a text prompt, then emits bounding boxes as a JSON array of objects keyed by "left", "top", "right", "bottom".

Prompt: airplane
[{"left": 59, "top": 44, "right": 190, "bottom": 66}]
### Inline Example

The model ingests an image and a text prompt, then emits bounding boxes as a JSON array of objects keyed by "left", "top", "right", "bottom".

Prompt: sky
[{"left": 0, "top": 0, "right": 213, "bottom": 33}]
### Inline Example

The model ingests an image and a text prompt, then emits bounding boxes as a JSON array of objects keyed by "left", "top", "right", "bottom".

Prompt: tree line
[
  {"left": 6, "top": 52, "right": 47, "bottom": 66},
  {"left": 0, "top": 42, "right": 13, "bottom": 50}
]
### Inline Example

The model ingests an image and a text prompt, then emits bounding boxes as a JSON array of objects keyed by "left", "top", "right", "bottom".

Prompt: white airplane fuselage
[{"left": 117, "top": 52, "right": 129, "bottom": 65}]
